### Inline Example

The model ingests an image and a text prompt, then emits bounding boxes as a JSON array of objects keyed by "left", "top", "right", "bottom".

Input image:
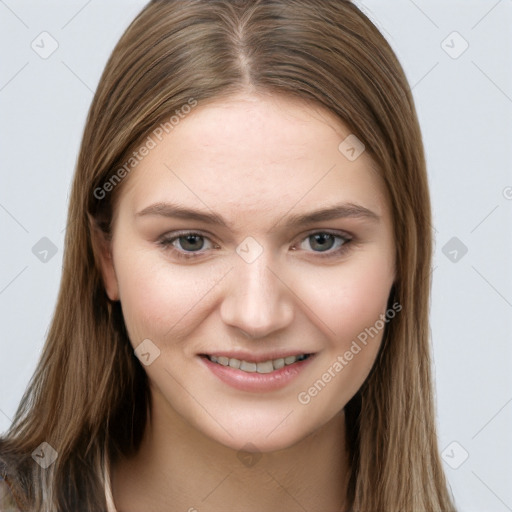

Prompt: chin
[
  {"left": 209, "top": 424, "right": 311, "bottom": 454},
  {"left": 192, "top": 404, "right": 329, "bottom": 454}
]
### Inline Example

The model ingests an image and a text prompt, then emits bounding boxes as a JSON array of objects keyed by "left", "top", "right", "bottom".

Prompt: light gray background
[{"left": 1, "top": 1, "right": 511, "bottom": 510}]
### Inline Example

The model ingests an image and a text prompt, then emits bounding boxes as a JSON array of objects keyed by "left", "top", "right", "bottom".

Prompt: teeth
[
  {"left": 256, "top": 360, "right": 274, "bottom": 374},
  {"left": 273, "top": 358, "right": 285, "bottom": 369},
  {"left": 239, "top": 360, "right": 257, "bottom": 372},
  {"left": 228, "top": 358, "right": 241, "bottom": 369},
  {"left": 207, "top": 354, "right": 310, "bottom": 373}
]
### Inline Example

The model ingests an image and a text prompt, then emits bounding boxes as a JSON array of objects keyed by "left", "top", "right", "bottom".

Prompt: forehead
[{"left": 117, "top": 92, "right": 390, "bottom": 226}]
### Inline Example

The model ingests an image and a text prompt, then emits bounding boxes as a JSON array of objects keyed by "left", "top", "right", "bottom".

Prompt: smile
[
  {"left": 199, "top": 352, "right": 316, "bottom": 392},
  {"left": 206, "top": 354, "right": 312, "bottom": 374}
]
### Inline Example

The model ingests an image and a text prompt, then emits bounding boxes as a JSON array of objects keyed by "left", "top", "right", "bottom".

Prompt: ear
[{"left": 88, "top": 213, "right": 120, "bottom": 301}]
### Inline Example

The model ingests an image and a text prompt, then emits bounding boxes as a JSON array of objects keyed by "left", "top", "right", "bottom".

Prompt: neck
[{"left": 112, "top": 391, "right": 350, "bottom": 512}]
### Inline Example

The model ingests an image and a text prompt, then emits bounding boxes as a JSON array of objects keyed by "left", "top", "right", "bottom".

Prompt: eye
[
  {"left": 295, "top": 231, "right": 352, "bottom": 257},
  {"left": 158, "top": 231, "right": 217, "bottom": 259},
  {"left": 158, "top": 230, "right": 352, "bottom": 261},
  {"left": 174, "top": 233, "right": 207, "bottom": 251}
]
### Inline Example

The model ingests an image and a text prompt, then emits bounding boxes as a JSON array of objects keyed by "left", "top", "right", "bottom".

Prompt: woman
[{"left": 0, "top": 0, "right": 457, "bottom": 510}]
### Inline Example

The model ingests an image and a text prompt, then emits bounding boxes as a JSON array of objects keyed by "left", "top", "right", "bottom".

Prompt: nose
[{"left": 219, "top": 250, "right": 295, "bottom": 339}]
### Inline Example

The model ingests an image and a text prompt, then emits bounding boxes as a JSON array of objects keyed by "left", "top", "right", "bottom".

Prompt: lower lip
[{"left": 199, "top": 355, "right": 316, "bottom": 392}]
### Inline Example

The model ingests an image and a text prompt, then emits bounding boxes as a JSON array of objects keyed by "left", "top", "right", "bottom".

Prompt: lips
[{"left": 198, "top": 351, "right": 316, "bottom": 392}]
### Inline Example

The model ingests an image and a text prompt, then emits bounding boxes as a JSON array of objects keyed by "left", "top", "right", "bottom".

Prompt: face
[{"left": 97, "top": 92, "right": 396, "bottom": 453}]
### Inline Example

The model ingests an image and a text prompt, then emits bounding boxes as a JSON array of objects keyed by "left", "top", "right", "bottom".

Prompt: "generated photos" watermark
[{"left": 297, "top": 301, "right": 402, "bottom": 405}]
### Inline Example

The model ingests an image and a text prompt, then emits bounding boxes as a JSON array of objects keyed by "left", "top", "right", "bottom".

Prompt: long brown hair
[{"left": 0, "top": 1, "right": 457, "bottom": 510}]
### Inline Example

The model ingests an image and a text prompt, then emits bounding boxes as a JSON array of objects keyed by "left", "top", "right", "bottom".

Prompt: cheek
[
  {"left": 296, "top": 258, "right": 393, "bottom": 341},
  {"left": 293, "top": 260, "right": 394, "bottom": 414},
  {"left": 113, "top": 249, "right": 225, "bottom": 346}
]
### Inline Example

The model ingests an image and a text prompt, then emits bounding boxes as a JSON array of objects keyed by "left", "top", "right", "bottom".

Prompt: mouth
[
  {"left": 198, "top": 351, "right": 317, "bottom": 392},
  {"left": 199, "top": 353, "right": 314, "bottom": 374}
]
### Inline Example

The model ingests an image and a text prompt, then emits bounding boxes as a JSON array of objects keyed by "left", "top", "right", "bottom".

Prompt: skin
[{"left": 95, "top": 92, "right": 396, "bottom": 512}]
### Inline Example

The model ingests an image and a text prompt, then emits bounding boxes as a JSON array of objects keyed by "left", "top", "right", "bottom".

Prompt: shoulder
[{"left": 0, "top": 476, "right": 24, "bottom": 512}]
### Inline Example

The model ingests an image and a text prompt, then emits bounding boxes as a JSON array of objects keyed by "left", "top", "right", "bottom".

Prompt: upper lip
[{"left": 199, "top": 350, "right": 316, "bottom": 363}]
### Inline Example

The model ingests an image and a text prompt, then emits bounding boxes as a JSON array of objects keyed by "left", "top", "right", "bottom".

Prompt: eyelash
[{"left": 157, "top": 230, "right": 353, "bottom": 261}]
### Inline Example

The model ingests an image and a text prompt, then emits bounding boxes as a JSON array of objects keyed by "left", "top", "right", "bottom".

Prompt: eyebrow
[{"left": 135, "top": 201, "right": 380, "bottom": 229}]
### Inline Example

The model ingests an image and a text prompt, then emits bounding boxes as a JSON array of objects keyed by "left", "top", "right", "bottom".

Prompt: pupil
[
  {"left": 310, "top": 233, "right": 334, "bottom": 252},
  {"left": 180, "top": 235, "right": 203, "bottom": 251}
]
